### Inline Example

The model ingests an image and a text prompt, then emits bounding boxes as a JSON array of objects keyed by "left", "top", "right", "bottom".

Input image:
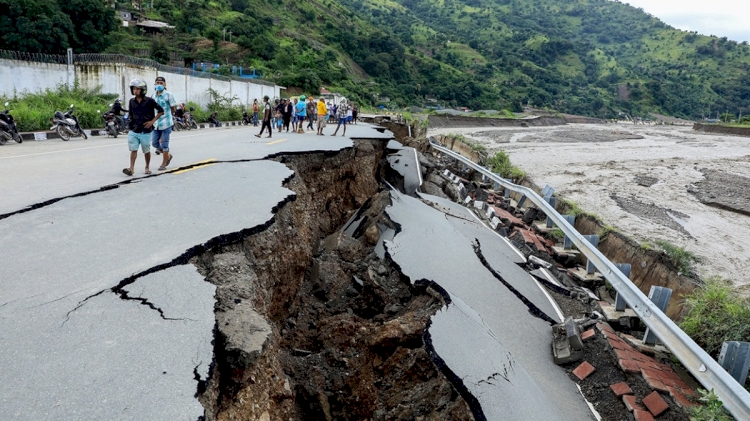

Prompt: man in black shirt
[
  {"left": 254, "top": 96, "right": 272, "bottom": 138},
  {"left": 123, "top": 79, "right": 164, "bottom": 176}
]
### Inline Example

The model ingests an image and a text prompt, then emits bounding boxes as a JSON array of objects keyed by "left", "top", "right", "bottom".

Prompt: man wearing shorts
[
  {"left": 316, "top": 97, "right": 327, "bottom": 135},
  {"left": 295, "top": 95, "right": 307, "bottom": 133},
  {"left": 124, "top": 79, "right": 163, "bottom": 176},
  {"left": 331, "top": 99, "right": 349, "bottom": 137},
  {"left": 152, "top": 76, "right": 176, "bottom": 171}
]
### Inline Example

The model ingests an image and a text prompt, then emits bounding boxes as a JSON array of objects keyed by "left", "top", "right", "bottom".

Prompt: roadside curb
[{"left": 18, "top": 120, "right": 250, "bottom": 141}]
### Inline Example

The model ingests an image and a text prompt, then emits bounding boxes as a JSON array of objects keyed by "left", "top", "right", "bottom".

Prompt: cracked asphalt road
[
  {"left": 385, "top": 190, "right": 594, "bottom": 420},
  {"left": 0, "top": 125, "right": 391, "bottom": 420}
]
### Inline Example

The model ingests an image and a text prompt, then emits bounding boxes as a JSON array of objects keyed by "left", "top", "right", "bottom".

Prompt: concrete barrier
[{"left": 428, "top": 115, "right": 567, "bottom": 128}]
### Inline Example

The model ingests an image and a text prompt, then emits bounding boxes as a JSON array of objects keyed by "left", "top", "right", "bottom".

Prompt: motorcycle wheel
[
  {"left": 109, "top": 126, "right": 118, "bottom": 138},
  {"left": 13, "top": 133, "right": 22, "bottom": 143},
  {"left": 81, "top": 130, "right": 88, "bottom": 140},
  {"left": 57, "top": 125, "right": 71, "bottom": 141},
  {"left": 191, "top": 121, "right": 198, "bottom": 130}
]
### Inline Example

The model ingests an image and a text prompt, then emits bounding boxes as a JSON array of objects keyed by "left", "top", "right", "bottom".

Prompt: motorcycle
[
  {"left": 242, "top": 111, "right": 251, "bottom": 125},
  {"left": 186, "top": 107, "right": 198, "bottom": 130},
  {"left": 98, "top": 110, "right": 118, "bottom": 138},
  {"left": 0, "top": 102, "right": 22, "bottom": 145},
  {"left": 51, "top": 105, "right": 87, "bottom": 141},
  {"left": 173, "top": 115, "right": 190, "bottom": 131}
]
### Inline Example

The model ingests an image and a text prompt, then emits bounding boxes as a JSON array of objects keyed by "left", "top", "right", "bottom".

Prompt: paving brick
[
  {"left": 491, "top": 206, "right": 523, "bottom": 226},
  {"left": 634, "top": 409, "right": 655, "bottom": 421},
  {"left": 609, "top": 338, "right": 633, "bottom": 351},
  {"left": 619, "top": 358, "right": 640, "bottom": 373},
  {"left": 623, "top": 395, "right": 645, "bottom": 412},
  {"left": 610, "top": 382, "right": 633, "bottom": 397},
  {"left": 581, "top": 329, "right": 596, "bottom": 342},
  {"left": 573, "top": 361, "right": 596, "bottom": 380},
  {"left": 641, "top": 369, "right": 670, "bottom": 392},
  {"left": 668, "top": 388, "right": 696, "bottom": 409},
  {"left": 597, "top": 322, "right": 615, "bottom": 334},
  {"left": 643, "top": 391, "right": 669, "bottom": 417}
]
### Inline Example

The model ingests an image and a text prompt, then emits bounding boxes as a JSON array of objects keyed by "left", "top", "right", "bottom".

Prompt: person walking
[
  {"left": 295, "top": 95, "right": 307, "bottom": 133},
  {"left": 252, "top": 99, "right": 259, "bottom": 126},
  {"left": 316, "top": 97, "right": 327, "bottom": 136},
  {"left": 123, "top": 79, "right": 164, "bottom": 176},
  {"left": 330, "top": 99, "right": 349, "bottom": 137},
  {"left": 283, "top": 99, "right": 293, "bottom": 132},
  {"left": 255, "top": 95, "right": 272, "bottom": 138},
  {"left": 306, "top": 97, "right": 316, "bottom": 131},
  {"left": 152, "top": 76, "right": 176, "bottom": 171},
  {"left": 352, "top": 103, "right": 358, "bottom": 124}
]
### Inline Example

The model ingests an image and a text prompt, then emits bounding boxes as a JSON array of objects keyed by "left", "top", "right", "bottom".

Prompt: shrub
[
  {"left": 2, "top": 85, "right": 117, "bottom": 132},
  {"left": 680, "top": 277, "right": 750, "bottom": 358},
  {"left": 654, "top": 239, "right": 696, "bottom": 275},
  {"left": 485, "top": 150, "right": 526, "bottom": 181},
  {"left": 690, "top": 389, "right": 733, "bottom": 421}
]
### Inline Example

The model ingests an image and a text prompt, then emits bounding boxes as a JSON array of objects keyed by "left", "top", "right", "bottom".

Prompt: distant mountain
[{"left": 4, "top": 0, "right": 750, "bottom": 118}]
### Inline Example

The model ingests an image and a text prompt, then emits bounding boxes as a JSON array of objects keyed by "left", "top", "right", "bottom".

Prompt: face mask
[{"left": 155, "top": 85, "right": 165, "bottom": 92}]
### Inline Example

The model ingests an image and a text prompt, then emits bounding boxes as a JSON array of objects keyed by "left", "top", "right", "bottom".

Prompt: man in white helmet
[{"left": 123, "top": 79, "right": 164, "bottom": 176}]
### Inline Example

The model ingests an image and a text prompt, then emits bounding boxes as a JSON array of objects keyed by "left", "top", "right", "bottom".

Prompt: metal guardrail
[{"left": 428, "top": 137, "right": 750, "bottom": 420}]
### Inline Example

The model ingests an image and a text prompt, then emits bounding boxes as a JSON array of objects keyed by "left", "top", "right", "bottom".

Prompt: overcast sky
[{"left": 623, "top": 0, "right": 750, "bottom": 42}]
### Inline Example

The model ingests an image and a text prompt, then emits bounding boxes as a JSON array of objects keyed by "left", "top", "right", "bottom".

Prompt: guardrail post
[
  {"left": 545, "top": 196, "right": 557, "bottom": 228},
  {"left": 614, "top": 264, "right": 632, "bottom": 311},
  {"left": 643, "top": 286, "right": 673, "bottom": 345},
  {"left": 718, "top": 342, "right": 750, "bottom": 385},
  {"left": 582, "top": 235, "right": 599, "bottom": 274},
  {"left": 517, "top": 195, "right": 527, "bottom": 208},
  {"left": 562, "top": 215, "right": 575, "bottom": 249},
  {"left": 542, "top": 185, "right": 555, "bottom": 199}
]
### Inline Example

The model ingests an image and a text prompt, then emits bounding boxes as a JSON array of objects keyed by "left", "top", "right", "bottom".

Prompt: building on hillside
[
  {"left": 136, "top": 20, "right": 175, "bottom": 34},
  {"left": 320, "top": 87, "right": 347, "bottom": 105}
]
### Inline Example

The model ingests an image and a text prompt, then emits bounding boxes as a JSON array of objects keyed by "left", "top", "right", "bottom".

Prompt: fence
[
  {"left": 428, "top": 137, "right": 750, "bottom": 420},
  {"left": 0, "top": 49, "right": 276, "bottom": 86}
]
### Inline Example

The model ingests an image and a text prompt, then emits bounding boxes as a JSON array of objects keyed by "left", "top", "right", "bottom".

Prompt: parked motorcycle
[
  {"left": 51, "top": 105, "right": 87, "bottom": 141},
  {"left": 0, "top": 102, "right": 22, "bottom": 145},
  {"left": 173, "top": 116, "right": 190, "bottom": 131},
  {"left": 98, "top": 110, "right": 118, "bottom": 138},
  {"left": 242, "top": 111, "right": 251, "bottom": 125},
  {"left": 186, "top": 107, "right": 198, "bottom": 130}
]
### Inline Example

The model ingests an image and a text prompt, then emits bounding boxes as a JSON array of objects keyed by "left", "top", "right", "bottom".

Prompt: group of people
[
  {"left": 122, "top": 76, "right": 176, "bottom": 176},
  {"left": 252, "top": 95, "right": 358, "bottom": 138},
  {"left": 119, "top": 79, "right": 363, "bottom": 175}
]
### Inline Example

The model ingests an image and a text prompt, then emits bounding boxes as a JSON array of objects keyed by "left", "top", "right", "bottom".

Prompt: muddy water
[{"left": 430, "top": 123, "right": 750, "bottom": 295}]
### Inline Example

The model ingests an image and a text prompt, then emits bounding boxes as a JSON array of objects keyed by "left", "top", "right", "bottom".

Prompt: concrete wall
[
  {"left": 693, "top": 123, "right": 750, "bottom": 137},
  {"left": 0, "top": 58, "right": 281, "bottom": 110},
  {"left": 0, "top": 59, "right": 71, "bottom": 95}
]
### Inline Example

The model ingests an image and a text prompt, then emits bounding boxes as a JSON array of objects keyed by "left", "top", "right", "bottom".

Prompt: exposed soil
[
  {"left": 688, "top": 169, "right": 750, "bottom": 217},
  {"left": 189, "top": 138, "right": 475, "bottom": 420},
  {"left": 610, "top": 194, "right": 693, "bottom": 238}
]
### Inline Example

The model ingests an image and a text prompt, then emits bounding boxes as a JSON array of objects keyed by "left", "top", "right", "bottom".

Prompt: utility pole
[{"left": 229, "top": 31, "right": 232, "bottom": 43}]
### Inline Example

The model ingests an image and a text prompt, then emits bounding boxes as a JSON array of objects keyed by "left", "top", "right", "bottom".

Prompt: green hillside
[{"left": 2, "top": 0, "right": 750, "bottom": 118}]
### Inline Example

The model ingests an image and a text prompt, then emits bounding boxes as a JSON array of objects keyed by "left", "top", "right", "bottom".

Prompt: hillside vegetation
[{"left": 2, "top": 0, "right": 750, "bottom": 118}]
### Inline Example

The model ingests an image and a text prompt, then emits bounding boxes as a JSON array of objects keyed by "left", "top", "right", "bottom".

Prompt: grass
[
  {"left": 680, "top": 277, "right": 750, "bottom": 359},
  {"left": 654, "top": 239, "right": 697, "bottom": 275},
  {"left": 2, "top": 85, "right": 118, "bottom": 132},
  {"left": 560, "top": 198, "right": 600, "bottom": 221},
  {"left": 548, "top": 227, "right": 565, "bottom": 240},
  {"left": 690, "top": 389, "right": 733, "bottom": 421},
  {"left": 485, "top": 150, "right": 526, "bottom": 182}
]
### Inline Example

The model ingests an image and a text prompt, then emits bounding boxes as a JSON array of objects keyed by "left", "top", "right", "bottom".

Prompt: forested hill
[{"left": 2, "top": 0, "right": 750, "bottom": 119}]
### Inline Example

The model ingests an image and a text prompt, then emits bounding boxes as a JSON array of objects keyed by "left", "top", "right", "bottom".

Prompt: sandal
[
  {"left": 254, "top": 134, "right": 261, "bottom": 138},
  {"left": 155, "top": 149, "right": 162, "bottom": 155},
  {"left": 144, "top": 169, "right": 152, "bottom": 175},
  {"left": 166, "top": 154, "right": 173, "bottom": 166},
  {"left": 122, "top": 168, "right": 133, "bottom": 176},
  {"left": 158, "top": 166, "right": 167, "bottom": 171}
]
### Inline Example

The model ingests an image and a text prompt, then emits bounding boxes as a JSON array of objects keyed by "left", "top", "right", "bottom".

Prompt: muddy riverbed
[{"left": 430, "top": 123, "right": 750, "bottom": 295}]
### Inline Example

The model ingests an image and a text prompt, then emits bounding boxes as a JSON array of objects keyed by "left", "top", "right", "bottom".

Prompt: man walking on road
[
  {"left": 152, "top": 76, "right": 176, "bottom": 171},
  {"left": 295, "top": 95, "right": 307, "bottom": 133},
  {"left": 123, "top": 79, "right": 163, "bottom": 176},
  {"left": 306, "top": 97, "right": 316, "bottom": 131},
  {"left": 255, "top": 95, "right": 272, "bottom": 138},
  {"left": 331, "top": 99, "right": 349, "bottom": 137}
]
